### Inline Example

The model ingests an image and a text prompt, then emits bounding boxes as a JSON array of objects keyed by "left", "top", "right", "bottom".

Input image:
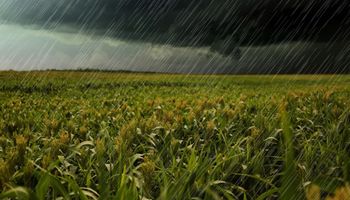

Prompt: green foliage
[{"left": 0, "top": 71, "right": 350, "bottom": 199}]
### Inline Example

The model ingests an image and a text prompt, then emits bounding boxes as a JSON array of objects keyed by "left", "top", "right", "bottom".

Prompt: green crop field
[{"left": 1, "top": 71, "right": 350, "bottom": 199}]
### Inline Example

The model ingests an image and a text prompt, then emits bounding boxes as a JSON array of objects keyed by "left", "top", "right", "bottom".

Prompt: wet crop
[{"left": 0, "top": 71, "right": 350, "bottom": 199}]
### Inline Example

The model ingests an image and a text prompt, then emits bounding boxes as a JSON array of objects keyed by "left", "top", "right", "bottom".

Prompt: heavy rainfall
[
  {"left": 0, "top": 1, "right": 350, "bottom": 200},
  {"left": 0, "top": 0, "right": 349, "bottom": 73}
]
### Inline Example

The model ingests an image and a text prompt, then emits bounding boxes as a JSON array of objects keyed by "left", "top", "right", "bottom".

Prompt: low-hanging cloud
[
  {"left": 0, "top": 0, "right": 349, "bottom": 73},
  {"left": 0, "top": 24, "right": 348, "bottom": 74},
  {"left": 1, "top": 1, "right": 349, "bottom": 48}
]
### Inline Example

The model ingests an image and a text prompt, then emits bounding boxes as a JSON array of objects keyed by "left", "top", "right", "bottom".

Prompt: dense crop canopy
[{"left": 0, "top": 71, "right": 350, "bottom": 199}]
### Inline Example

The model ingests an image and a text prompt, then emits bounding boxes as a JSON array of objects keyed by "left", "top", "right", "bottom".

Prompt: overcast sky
[{"left": 0, "top": 0, "right": 349, "bottom": 73}]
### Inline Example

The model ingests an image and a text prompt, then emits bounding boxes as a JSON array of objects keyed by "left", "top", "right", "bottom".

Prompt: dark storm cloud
[
  {"left": 1, "top": 0, "right": 349, "bottom": 48},
  {"left": 0, "top": 0, "right": 349, "bottom": 73}
]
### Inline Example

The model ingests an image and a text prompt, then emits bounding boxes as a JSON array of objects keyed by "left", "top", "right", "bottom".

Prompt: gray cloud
[
  {"left": 0, "top": 0, "right": 349, "bottom": 73},
  {"left": 0, "top": 24, "right": 348, "bottom": 74},
  {"left": 1, "top": 0, "right": 349, "bottom": 46}
]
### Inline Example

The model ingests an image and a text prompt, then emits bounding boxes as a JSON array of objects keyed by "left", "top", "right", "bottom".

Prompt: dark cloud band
[{"left": 1, "top": 0, "right": 349, "bottom": 57}]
